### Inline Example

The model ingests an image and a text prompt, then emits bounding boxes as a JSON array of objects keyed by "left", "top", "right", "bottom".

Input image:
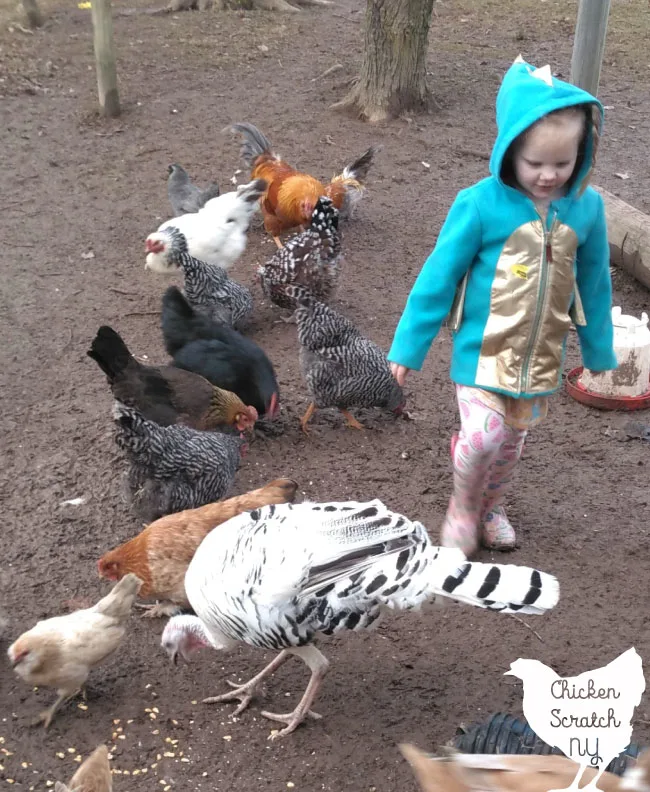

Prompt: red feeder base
[{"left": 565, "top": 366, "right": 650, "bottom": 411}]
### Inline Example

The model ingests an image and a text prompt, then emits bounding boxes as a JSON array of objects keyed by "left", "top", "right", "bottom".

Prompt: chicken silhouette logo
[{"left": 505, "top": 648, "right": 645, "bottom": 792}]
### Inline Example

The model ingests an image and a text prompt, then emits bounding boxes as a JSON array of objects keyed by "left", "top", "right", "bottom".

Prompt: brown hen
[
  {"left": 88, "top": 325, "right": 258, "bottom": 432},
  {"left": 97, "top": 478, "right": 299, "bottom": 617}
]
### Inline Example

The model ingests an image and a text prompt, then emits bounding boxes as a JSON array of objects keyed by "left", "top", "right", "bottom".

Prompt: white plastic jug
[{"left": 580, "top": 306, "right": 650, "bottom": 398}]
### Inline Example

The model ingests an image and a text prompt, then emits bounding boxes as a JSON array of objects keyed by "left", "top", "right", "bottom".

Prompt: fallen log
[{"left": 595, "top": 185, "right": 650, "bottom": 290}]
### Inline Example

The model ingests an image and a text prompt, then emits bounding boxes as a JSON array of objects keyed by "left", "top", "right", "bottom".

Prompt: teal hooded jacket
[{"left": 388, "top": 59, "right": 617, "bottom": 398}]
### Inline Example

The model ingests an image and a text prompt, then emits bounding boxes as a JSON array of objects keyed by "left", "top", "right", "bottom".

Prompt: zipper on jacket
[{"left": 520, "top": 209, "right": 557, "bottom": 392}]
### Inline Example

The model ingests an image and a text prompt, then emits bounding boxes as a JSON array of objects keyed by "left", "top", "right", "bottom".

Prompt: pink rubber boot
[
  {"left": 480, "top": 430, "right": 527, "bottom": 550},
  {"left": 441, "top": 428, "right": 500, "bottom": 557}
]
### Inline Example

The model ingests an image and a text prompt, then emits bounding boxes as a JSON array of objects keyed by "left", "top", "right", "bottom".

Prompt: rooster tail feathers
[
  {"left": 431, "top": 554, "right": 560, "bottom": 616},
  {"left": 87, "top": 326, "right": 135, "bottom": 381},
  {"left": 339, "top": 145, "right": 380, "bottom": 183},
  {"left": 93, "top": 572, "right": 142, "bottom": 619},
  {"left": 228, "top": 123, "right": 275, "bottom": 167}
]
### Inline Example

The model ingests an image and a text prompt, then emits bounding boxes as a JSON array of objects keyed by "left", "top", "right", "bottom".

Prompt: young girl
[{"left": 388, "top": 57, "right": 617, "bottom": 557}]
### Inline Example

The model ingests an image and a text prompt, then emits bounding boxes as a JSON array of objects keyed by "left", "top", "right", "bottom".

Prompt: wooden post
[
  {"left": 595, "top": 186, "right": 650, "bottom": 290},
  {"left": 21, "top": 0, "right": 44, "bottom": 28},
  {"left": 90, "top": 0, "right": 120, "bottom": 117},
  {"left": 570, "top": 0, "right": 611, "bottom": 96}
]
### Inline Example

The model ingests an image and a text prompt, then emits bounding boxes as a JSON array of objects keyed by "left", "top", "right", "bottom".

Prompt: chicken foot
[
  {"left": 262, "top": 645, "right": 330, "bottom": 739},
  {"left": 34, "top": 688, "right": 81, "bottom": 729},
  {"left": 136, "top": 601, "right": 183, "bottom": 619},
  {"left": 300, "top": 402, "right": 316, "bottom": 435},
  {"left": 203, "top": 649, "right": 292, "bottom": 715},
  {"left": 339, "top": 409, "right": 364, "bottom": 431}
]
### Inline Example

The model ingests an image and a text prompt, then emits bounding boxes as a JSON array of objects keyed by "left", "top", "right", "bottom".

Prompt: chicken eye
[{"left": 226, "top": 218, "right": 235, "bottom": 224}]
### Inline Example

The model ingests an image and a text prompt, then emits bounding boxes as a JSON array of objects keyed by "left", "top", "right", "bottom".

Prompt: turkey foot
[
  {"left": 340, "top": 409, "right": 364, "bottom": 430},
  {"left": 203, "top": 650, "right": 291, "bottom": 716},
  {"left": 264, "top": 645, "right": 330, "bottom": 738}
]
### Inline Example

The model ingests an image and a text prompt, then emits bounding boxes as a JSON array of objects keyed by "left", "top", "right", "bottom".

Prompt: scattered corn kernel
[
  {"left": 46, "top": 783, "right": 54, "bottom": 788},
  {"left": 152, "top": 707, "right": 159, "bottom": 714},
  {"left": 77, "top": 703, "right": 88, "bottom": 711},
  {"left": 113, "top": 719, "right": 120, "bottom": 725},
  {"left": 181, "top": 757, "right": 190, "bottom": 763},
  {"left": 7, "top": 779, "right": 15, "bottom": 784},
  {"left": 132, "top": 770, "right": 141, "bottom": 776},
  {"left": 191, "top": 700, "right": 197, "bottom": 705},
  {"left": 171, "top": 719, "right": 178, "bottom": 725},
  {"left": 123, "top": 770, "right": 130, "bottom": 776},
  {"left": 287, "top": 783, "right": 295, "bottom": 789},
  {"left": 22, "top": 762, "right": 30, "bottom": 768},
  {"left": 151, "top": 762, "right": 158, "bottom": 769},
  {"left": 149, "top": 713, "right": 157, "bottom": 720},
  {"left": 163, "top": 752, "right": 175, "bottom": 758},
  {"left": 127, "top": 719, "right": 134, "bottom": 724},
  {"left": 152, "top": 729, "right": 160, "bottom": 735},
  {"left": 164, "top": 786, "right": 171, "bottom": 791},
  {"left": 74, "top": 756, "right": 82, "bottom": 763},
  {"left": 118, "top": 735, "right": 126, "bottom": 741},
  {"left": 56, "top": 752, "right": 65, "bottom": 759},
  {"left": 145, "top": 708, "right": 152, "bottom": 713},
  {"left": 223, "top": 736, "right": 232, "bottom": 742}
]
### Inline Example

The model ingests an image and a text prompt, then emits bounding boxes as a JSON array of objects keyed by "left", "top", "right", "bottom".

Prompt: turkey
[
  {"left": 161, "top": 499, "right": 559, "bottom": 738},
  {"left": 145, "top": 226, "right": 253, "bottom": 330}
]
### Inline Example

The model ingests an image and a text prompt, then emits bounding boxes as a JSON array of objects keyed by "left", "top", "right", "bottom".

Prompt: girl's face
[{"left": 513, "top": 114, "right": 584, "bottom": 202}]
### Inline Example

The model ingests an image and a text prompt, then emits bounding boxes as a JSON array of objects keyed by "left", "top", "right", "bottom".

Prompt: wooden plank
[
  {"left": 90, "top": 0, "right": 121, "bottom": 117},
  {"left": 570, "top": 0, "right": 611, "bottom": 96},
  {"left": 595, "top": 186, "right": 650, "bottom": 290}
]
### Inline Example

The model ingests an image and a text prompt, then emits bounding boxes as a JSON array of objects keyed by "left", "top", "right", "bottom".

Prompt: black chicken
[
  {"left": 161, "top": 286, "right": 280, "bottom": 419},
  {"left": 88, "top": 325, "right": 258, "bottom": 432}
]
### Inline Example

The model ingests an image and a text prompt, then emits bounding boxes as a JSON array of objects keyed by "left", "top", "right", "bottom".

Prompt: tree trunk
[
  {"left": 21, "top": 0, "right": 44, "bottom": 27},
  {"left": 332, "top": 0, "right": 435, "bottom": 122}
]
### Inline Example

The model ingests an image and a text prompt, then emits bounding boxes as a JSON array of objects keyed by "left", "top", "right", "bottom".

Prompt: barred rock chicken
[
  {"left": 161, "top": 286, "right": 280, "bottom": 418},
  {"left": 8, "top": 574, "right": 142, "bottom": 728},
  {"left": 167, "top": 163, "right": 220, "bottom": 216},
  {"left": 98, "top": 478, "right": 298, "bottom": 618},
  {"left": 55, "top": 744, "right": 112, "bottom": 792},
  {"left": 292, "top": 290, "right": 405, "bottom": 433},
  {"left": 88, "top": 325, "right": 257, "bottom": 433},
  {"left": 258, "top": 196, "right": 341, "bottom": 320},
  {"left": 145, "top": 226, "right": 253, "bottom": 330},
  {"left": 146, "top": 178, "right": 266, "bottom": 271},
  {"left": 161, "top": 499, "right": 559, "bottom": 737},
  {"left": 229, "top": 122, "right": 378, "bottom": 247},
  {"left": 112, "top": 401, "right": 244, "bottom": 521}
]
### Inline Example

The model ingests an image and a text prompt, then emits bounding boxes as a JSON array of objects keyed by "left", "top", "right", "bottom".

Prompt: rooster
[
  {"left": 167, "top": 163, "right": 220, "bottom": 216},
  {"left": 291, "top": 289, "right": 405, "bottom": 433},
  {"left": 161, "top": 499, "right": 559, "bottom": 738},
  {"left": 98, "top": 478, "right": 298, "bottom": 618},
  {"left": 112, "top": 401, "right": 245, "bottom": 520},
  {"left": 144, "top": 226, "right": 253, "bottom": 330},
  {"left": 258, "top": 196, "right": 341, "bottom": 321},
  {"left": 146, "top": 178, "right": 266, "bottom": 271},
  {"left": 161, "top": 286, "right": 280, "bottom": 419},
  {"left": 8, "top": 574, "right": 142, "bottom": 728},
  {"left": 229, "top": 122, "right": 378, "bottom": 247},
  {"left": 88, "top": 325, "right": 258, "bottom": 433}
]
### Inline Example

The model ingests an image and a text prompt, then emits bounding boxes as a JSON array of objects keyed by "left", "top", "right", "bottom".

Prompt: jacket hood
[{"left": 489, "top": 56, "right": 604, "bottom": 194}]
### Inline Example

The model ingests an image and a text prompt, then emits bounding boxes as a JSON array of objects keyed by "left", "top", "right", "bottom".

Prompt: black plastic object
[{"left": 452, "top": 713, "right": 642, "bottom": 777}]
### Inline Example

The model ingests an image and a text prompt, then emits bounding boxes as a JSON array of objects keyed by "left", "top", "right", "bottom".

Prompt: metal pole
[{"left": 570, "top": 0, "right": 611, "bottom": 96}]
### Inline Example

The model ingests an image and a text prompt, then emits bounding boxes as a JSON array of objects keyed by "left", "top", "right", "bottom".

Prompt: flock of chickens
[{"left": 3, "top": 123, "right": 643, "bottom": 791}]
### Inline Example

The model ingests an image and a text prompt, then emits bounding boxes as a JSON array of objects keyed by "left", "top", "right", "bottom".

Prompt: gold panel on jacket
[{"left": 475, "top": 220, "right": 579, "bottom": 394}]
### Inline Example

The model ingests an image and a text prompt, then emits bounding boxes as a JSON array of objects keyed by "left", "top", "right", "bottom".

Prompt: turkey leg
[
  {"left": 261, "top": 645, "right": 330, "bottom": 738},
  {"left": 203, "top": 649, "right": 292, "bottom": 716}
]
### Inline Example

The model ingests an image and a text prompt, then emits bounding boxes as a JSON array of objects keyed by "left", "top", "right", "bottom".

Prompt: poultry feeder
[{"left": 567, "top": 306, "right": 650, "bottom": 410}]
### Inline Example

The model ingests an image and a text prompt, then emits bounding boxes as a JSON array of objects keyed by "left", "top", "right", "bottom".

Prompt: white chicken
[
  {"left": 145, "top": 178, "right": 266, "bottom": 272},
  {"left": 160, "top": 499, "right": 559, "bottom": 738},
  {"left": 505, "top": 648, "right": 646, "bottom": 792}
]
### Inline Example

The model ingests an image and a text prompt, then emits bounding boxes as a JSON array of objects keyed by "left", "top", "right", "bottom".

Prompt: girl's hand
[{"left": 390, "top": 363, "right": 411, "bottom": 387}]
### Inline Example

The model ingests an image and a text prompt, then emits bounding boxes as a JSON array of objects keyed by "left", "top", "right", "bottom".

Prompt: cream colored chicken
[
  {"left": 55, "top": 745, "right": 112, "bottom": 792},
  {"left": 399, "top": 746, "right": 650, "bottom": 792},
  {"left": 8, "top": 574, "right": 142, "bottom": 728}
]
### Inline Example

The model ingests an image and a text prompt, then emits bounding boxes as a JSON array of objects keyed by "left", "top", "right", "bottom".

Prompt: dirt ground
[{"left": 1, "top": 0, "right": 649, "bottom": 788}]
